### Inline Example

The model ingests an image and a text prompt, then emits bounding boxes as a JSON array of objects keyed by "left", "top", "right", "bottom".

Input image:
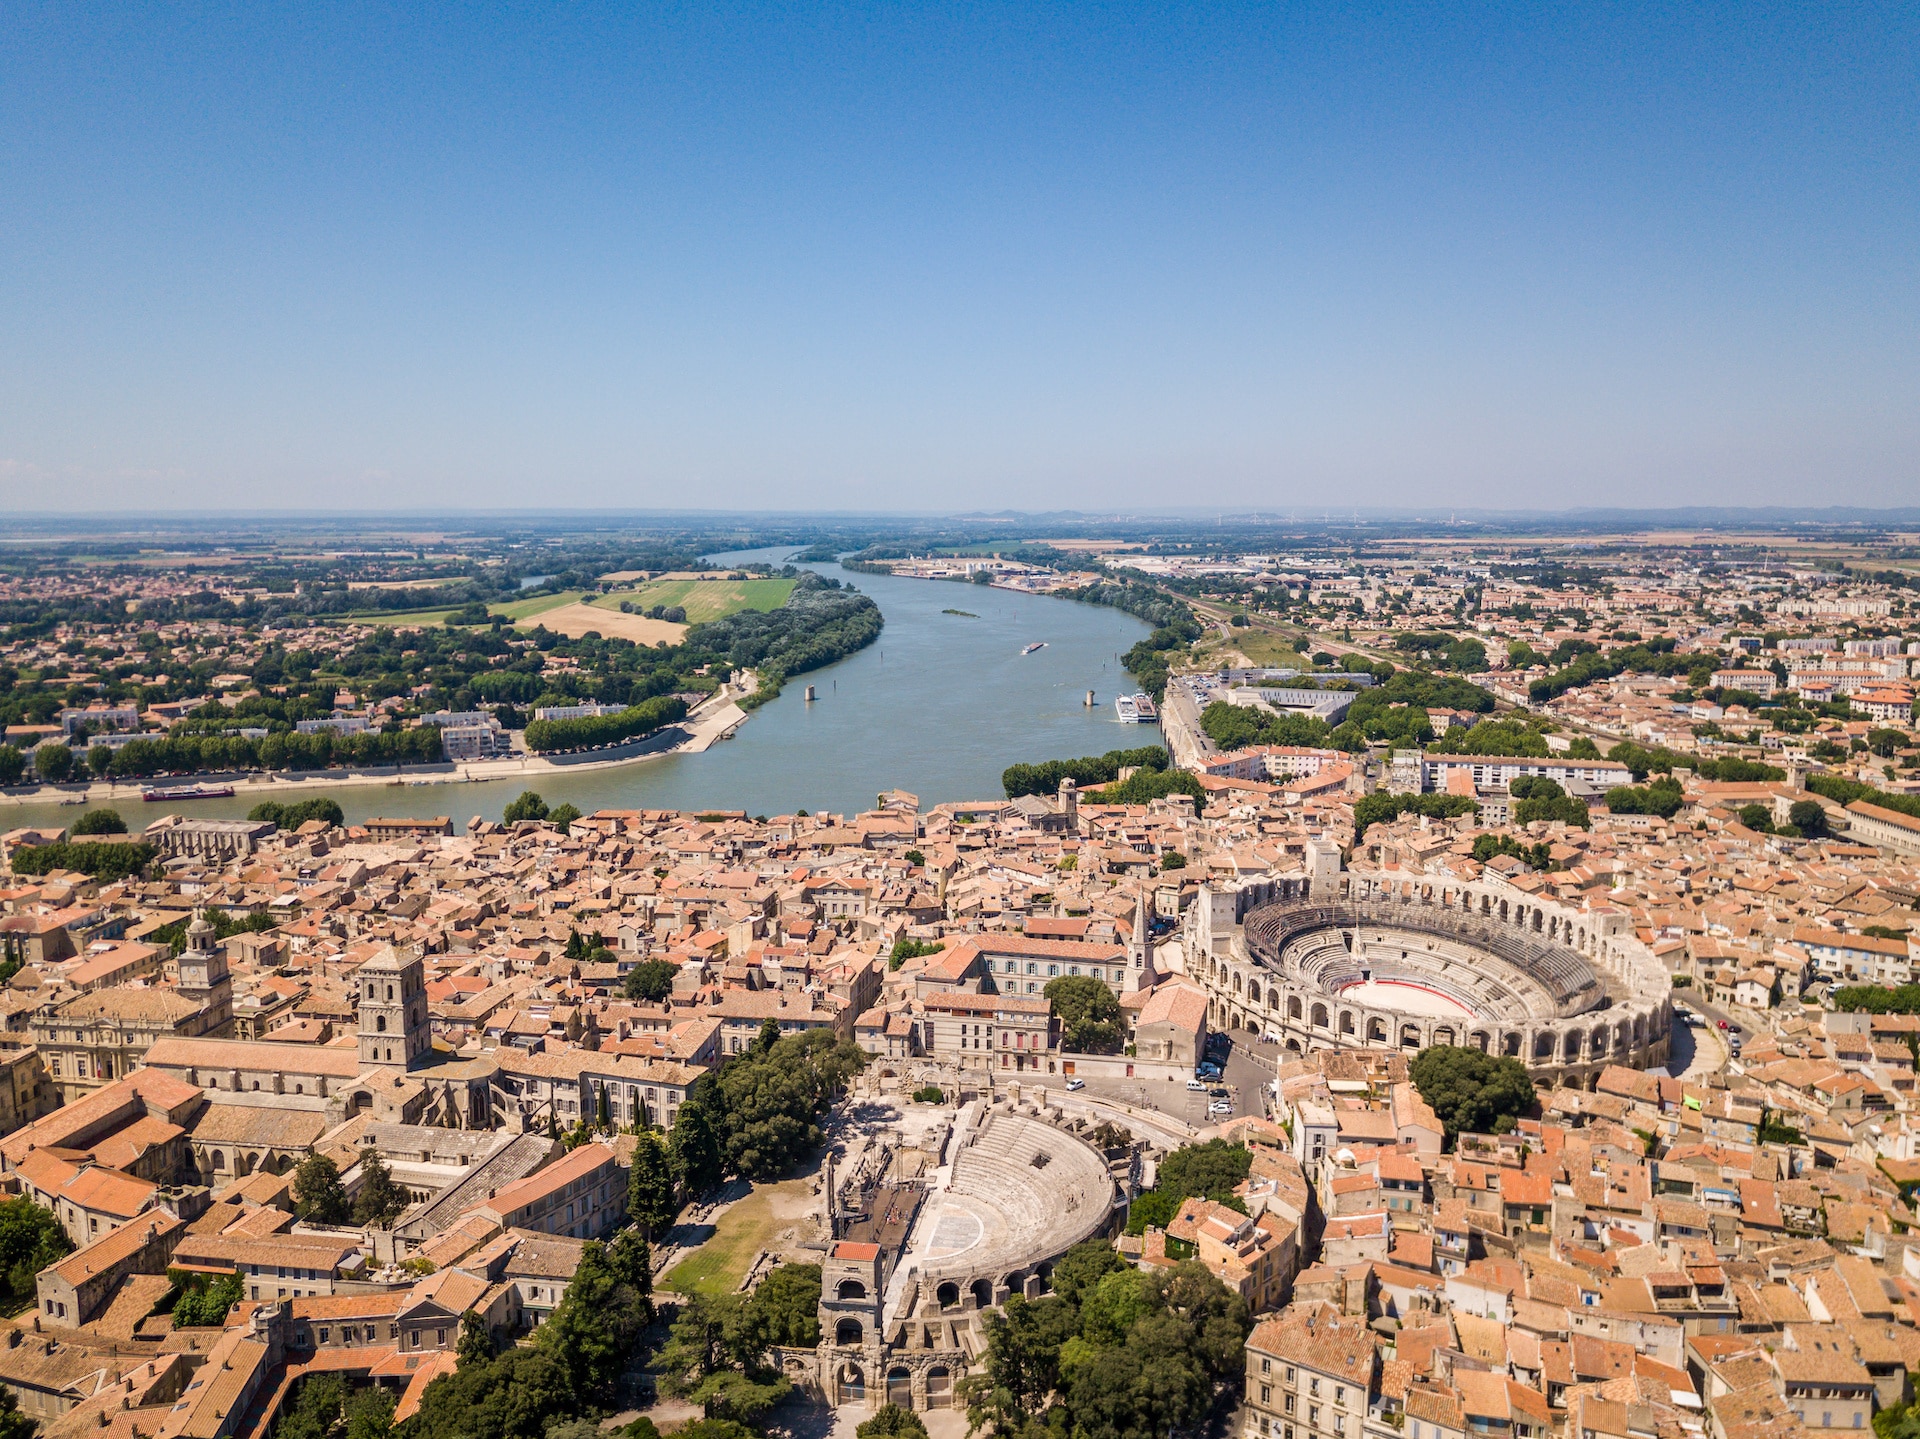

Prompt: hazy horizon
[{"left": 4, "top": 6, "right": 1916, "bottom": 514}]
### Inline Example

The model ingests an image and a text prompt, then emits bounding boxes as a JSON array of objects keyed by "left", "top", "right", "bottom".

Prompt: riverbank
[
  {"left": 0, "top": 562, "right": 1155, "bottom": 829},
  {"left": 0, "top": 684, "right": 755, "bottom": 812}
]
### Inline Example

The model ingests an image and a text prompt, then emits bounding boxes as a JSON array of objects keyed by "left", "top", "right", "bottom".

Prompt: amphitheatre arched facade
[
  {"left": 800, "top": 1104, "right": 1120, "bottom": 1412},
  {"left": 1186, "top": 872, "right": 1672, "bottom": 1089}
]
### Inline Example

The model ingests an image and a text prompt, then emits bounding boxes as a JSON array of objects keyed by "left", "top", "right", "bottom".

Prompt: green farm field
[{"left": 591, "top": 576, "right": 794, "bottom": 625}]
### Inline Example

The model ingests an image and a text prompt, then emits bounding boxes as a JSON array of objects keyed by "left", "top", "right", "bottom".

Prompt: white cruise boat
[{"left": 1114, "top": 694, "right": 1141, "bottom": 721}]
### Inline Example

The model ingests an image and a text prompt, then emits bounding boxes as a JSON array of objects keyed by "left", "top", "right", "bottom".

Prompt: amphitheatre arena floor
[{"left": 1335, "top": 978, "right": 1476, "bottom": 1018}]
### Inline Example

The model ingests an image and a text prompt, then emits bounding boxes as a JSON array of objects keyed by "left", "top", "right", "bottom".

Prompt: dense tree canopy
[
  {"left": 964, "top": 1258, "right": 1250, "bottom": 1439},
  {"left": 1409, "top": 1045, "right": 1535, "bottom": 1142},
  {"left": 669, "top": 1030, "right": 868, "bottom": 1193},
  {"left": 1044, "top": 976, "right": 1125, "bottom": 1054},
  {"left": 1125, "top": 1141, "right": 1252, "bottom": 1235},
  {"left": 293, "top": 1154, "right": 350, "bottom": 1224},
  {"left": 351, "top": 1149, "right": 409, "bottom": 1227},
  {"left": 0, "top": 1197, "right": 69, "bottom": 1304},
  {"left": 1002, "top": 746, "right": 1169, "bottom": 800},
  {"left": 623, "top": 958, "right": 679, "bottom": 1002}
]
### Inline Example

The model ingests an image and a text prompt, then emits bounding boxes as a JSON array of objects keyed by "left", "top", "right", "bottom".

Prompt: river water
[{"left": 6, "top": 549, "right": 1158, "bottom": 827}]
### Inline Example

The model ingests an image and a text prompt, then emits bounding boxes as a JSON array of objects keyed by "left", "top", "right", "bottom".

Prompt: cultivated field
[
  {"left": 592, "top": 576, "right": 794, "bottom": 625},
  {"left": 529, "top": 602, "right": 687, "bottom": 645},
  {"left": 342, "top": 589, "right": 590, "bottom": 627}
]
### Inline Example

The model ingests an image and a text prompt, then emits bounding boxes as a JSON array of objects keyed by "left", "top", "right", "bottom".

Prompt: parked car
[
  {"left": 1208, "top": 1101, "right": 1233, "bottom": 1115},
  {"left": 1187, "top": 1079, "right": 1207, "bottom": 1091},
  {"left": 1717, "top": 1019, "right": 1730, "bottom": 1030},
  {"left": 1066, "top": 1078, "right": 1085, "bottom": 1091}
]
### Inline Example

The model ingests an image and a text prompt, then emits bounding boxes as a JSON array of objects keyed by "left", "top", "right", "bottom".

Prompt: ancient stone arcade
[{"left": 790, "top": 1106, "right": 1121, "bottom": 1412}]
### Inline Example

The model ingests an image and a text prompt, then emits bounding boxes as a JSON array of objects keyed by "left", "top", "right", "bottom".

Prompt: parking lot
[{"left": 1051, "top": 1035, "right": 1266, "bottom": 1129}]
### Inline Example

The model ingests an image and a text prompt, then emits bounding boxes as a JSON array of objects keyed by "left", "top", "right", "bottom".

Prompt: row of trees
[
  {"left": 523, "top": 696, "right": 688, "bottom": 753},
  {"left": 81, "top": 725, "right": 445, "bottom": 780},
  {"left": 1605, "top": 738, "right": 1784, "bottom": 782},
  {"left": 1001, "top": 745, "right": 1169, "bottom": 800},
  {"left": 10, "top": 840, "right": 156, "bottom": 882},
  {"left": 1809, "top": 772, "right": 1920, "bottom": 822}
]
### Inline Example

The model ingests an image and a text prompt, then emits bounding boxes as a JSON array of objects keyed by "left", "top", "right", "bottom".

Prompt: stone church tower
[
  {"left": 357, "top": 945, "right": 430, "bottom": 1069},
  {"left": 176, "top": 908, "right": 233, "bottom": 1034}
]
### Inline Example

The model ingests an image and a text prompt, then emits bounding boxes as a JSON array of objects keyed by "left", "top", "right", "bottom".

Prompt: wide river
[{"left": 8, "top": 549, "right": 1159, "bottom": 827}]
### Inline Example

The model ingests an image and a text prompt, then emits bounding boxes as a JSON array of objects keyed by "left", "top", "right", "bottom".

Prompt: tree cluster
[
  {"left": 623, "top": 958, "right": 679, "bottom": 1001},
  {"left": 1508, "top": 776, "right": 1591, "bottom": 829},
  {"left": 1603, "top": 777, "right": 1685, "bottom": 818},
  {"left": 0, "top": 1197, "right": 70, "bottom": 1303},
  {"left": 1089, "top": 765, "right": 1206, "bottom": 812},
  {"left": 963, "top": 1243, "right": 1251, "bottom": 1439},
  {"left": 1352, "top": 792, "right": 1477, "bottom": 840},
  {"left": 68, "top": 807, "right": 127, "bottom": 835},
  {"left": 1470, "top": 834, "right": 1555, "bottom": 871},
  {"left": 147, "top": 907, "right": 276, "bottom": 959},
  {"left": 669, "top": 1029, "right": 869, "bottom": 1194},
  {"left": 654, "top": 1263, "right": 820, "bottom": 1424},
  {"left": 689, "top": 575, "right": 884, "bottom": 708},
  {"left": 274, "top": 1372, "right": 393, "bottom": 1439},
  {"left": 171, "top": 1270, "right": 242, "bottom": 1327},
  {"left": 248, "top": 797, "right": 346, "bottom": 829},
  {"left": 1124, "top": 1140, "right": 1252, "bottom": 1234},
  {"left": 1044, "top": 976, "right": 1125, "bottom": 1054},
  {"left": 406, "top": 1231, "right": 655, "bottom": 1439},
  {"left": 1409, "top": 1045, "right": 1535, "bottom": 1143},
  {"left": 1392, "top": 632, "right": 1487, "bottom": 671}
]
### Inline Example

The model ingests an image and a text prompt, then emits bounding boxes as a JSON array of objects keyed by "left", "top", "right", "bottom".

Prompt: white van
[{"left": 1187, "top": 1079, "right": 1207, "bottom": 1091}]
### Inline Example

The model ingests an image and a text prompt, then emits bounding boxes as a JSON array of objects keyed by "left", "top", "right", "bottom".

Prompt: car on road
[
  {"left": 1717, "top": 1020, "right": 1730, "bottom": 1030},
  {"left": 1187, "top": 1079, "right": 1207, "bottom": 1091},
  {"left": 1207, "top": 1101, "right": 1233, "bottom": 1115},
  {"left": 1066, "top": 1078, "right": 1085, "bottom": 1091}
]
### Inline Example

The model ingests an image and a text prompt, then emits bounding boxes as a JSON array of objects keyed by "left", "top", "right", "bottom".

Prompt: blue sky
[{"left": 2, "top": 3, "right": 1915, "bottom": 513}]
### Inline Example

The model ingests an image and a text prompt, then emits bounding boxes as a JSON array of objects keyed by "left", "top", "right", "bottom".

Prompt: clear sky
[{"left": 2, "top": 4, "right": 1915, "bottom": 514}]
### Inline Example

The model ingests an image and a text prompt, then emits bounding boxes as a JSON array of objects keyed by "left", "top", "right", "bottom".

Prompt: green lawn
[
  {"left": 592, "top": 577, "right": 794, "bottom": 625},
  {"left": 1235, "top": 629, "right": 1312, "bottom": 669},
  {"left": 661, "top": 1188, "right": 778, "bottom": 1296}
]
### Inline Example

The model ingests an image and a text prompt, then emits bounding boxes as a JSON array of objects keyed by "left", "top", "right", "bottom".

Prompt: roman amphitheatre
[
  {"left": 1188, "top": 872, "right": 1673, "bottom": 1090},
  {"left": 804, "top": 1099, "right": 1121, "bottom": 1413}
]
